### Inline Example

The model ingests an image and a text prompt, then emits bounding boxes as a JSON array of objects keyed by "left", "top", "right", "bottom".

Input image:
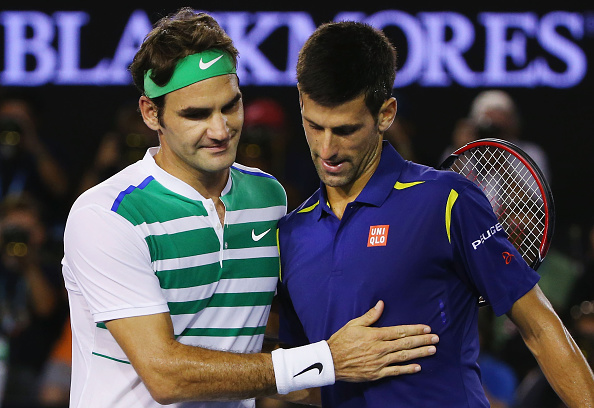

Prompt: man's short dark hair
[{"left": 296, "top": 21, "right": 397, "bottom": 117}]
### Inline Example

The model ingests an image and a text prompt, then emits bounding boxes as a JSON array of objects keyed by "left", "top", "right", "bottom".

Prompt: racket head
[{"left": 439, "top": 138, "right": 555, "bottom": 271}]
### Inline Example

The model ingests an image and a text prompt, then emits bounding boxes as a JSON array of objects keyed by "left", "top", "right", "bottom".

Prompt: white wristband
[{"left": 271, "top": 340, "right": 335, "bottom": 395}]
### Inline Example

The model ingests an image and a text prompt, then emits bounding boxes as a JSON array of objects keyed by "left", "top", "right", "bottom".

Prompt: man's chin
[
  {"left": 203, "top": 148, "right": 236, "bottom": 165},
  {"left": 318, "top": 173, "right": 348, "bottom": 188},
  {"left": 197, "top": 156, "right": 235, "bottom": 174}
]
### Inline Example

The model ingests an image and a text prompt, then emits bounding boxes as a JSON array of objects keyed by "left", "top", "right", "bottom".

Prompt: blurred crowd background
[{"left": 1, "top": 2, "right": 594, "bottom": 408}]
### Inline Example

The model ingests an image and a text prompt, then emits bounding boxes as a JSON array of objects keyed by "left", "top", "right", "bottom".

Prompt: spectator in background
[
  {"left": 0, "top": 195, "right": 68, "bottom": 408},
  {"left": 77, "top": 101, "right": 158, "bottom": 194},
  {"left": 468, "top": 89, "right": 551, "bottom": 183},
  {"left": 438, "top": 117, "right": 477, "bottom": 165},
  {"left": 0, "top": 92, "right": 71, "bottom": 230},
  {"left": 477, "top": 308, "right": 518, "bottom": 408},
  {"left": 514, "top": 299, "right": 594, "bottom": 408},
  {"left": 38, "top": 316, "right": 72, "bottom": 408},
  {"left": 383, "top": 116, "right": 417, "bottom": 162},
  {"left": 571, "top": 300, "right": 594, "bottom": 369},
  {"left": 237, "top": 98, "right": 304, "bottom": 210},
  {"left": 239, "top": 98, "right": 288, "bottom": 175},
  {"left": 567, "top": 222, "right": 594, "bottom": 310}
]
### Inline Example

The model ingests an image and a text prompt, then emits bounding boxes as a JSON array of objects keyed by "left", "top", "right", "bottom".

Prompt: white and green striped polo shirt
[{"left": 62, "top": 147, "right": 287, "bottom": 408}]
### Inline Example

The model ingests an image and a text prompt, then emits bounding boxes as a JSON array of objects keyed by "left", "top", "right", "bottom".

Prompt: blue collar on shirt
[{"left": 314, "top": 141, "right": 407, "bottom": 219}]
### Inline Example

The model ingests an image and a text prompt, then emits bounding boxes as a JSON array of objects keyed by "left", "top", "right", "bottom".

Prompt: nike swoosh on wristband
[
  {"left": 293, "top": 362, "right": 323, "bottom": 378},
  {"left": 199, "top": 54, "right": 224, "bottom": 70},
  {"left": 251, "top": 228, "right": 271, "bottom": 242}
]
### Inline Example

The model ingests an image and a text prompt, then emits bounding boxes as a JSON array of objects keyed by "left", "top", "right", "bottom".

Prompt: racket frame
[{"left": 439, "top": 137, "right": 555, "bottom": 271}]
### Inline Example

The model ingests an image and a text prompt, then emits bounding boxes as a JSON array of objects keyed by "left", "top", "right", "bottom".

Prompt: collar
[
  {"left": 316, "top": 141, "right": 406, "bottom": 218},
  {"left": 139, "top": 147, "right": 232, "bottom": 201}
]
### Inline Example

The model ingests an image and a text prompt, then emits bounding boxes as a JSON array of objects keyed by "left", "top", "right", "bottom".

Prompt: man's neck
[
  {"left": 325, "top": 170, "right": 373, "bottom": 220},
  {"left": 325, "top": 140, "right": 383, "bottom": 220}
]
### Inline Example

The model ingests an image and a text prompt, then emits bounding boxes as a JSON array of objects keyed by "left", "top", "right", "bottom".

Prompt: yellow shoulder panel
[
  {"left": 297, "top": 201, "right": 320, "bottom": 213},
  {"left": 276, "top": 228, "right": 282, "bottom": 282},
  {"left": 394, "top": 181, "right": 425, "bottom": 190},
  {"left": 445, "top": 189, "right": 459, "bottom": 243}
]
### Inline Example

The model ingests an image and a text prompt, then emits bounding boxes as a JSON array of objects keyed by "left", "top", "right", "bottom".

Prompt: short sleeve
[
  {"left": 62, "top": 204, "right": 170, "bottom": 322},
  {"left": 449, "top": 184, "right": 540, "bottom": 316}
]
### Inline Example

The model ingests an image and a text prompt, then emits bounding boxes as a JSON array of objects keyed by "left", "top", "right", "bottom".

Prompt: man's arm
[
  {"left": 106, "top": 300, "right": 438, "bottom": 404},
  {"left": 507, "top": 284, "right": 594, "bottom": 407},
  {"left": 106, "top": 312, "right": 275, "bottom": 404}
]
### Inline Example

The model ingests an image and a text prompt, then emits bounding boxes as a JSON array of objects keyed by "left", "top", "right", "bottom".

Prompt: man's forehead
[
  {"left": 301, "top": 93, "right": 370, "bottom": 125},
  {"left": 166, "top": 74, "right": 240, "bottom": 109}
]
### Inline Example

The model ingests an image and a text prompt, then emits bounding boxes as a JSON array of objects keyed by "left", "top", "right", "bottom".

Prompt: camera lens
[
  {"left": 1, "top": 226, "right": 30, "bottom": 257},
  {"left": 0, "top": 117, "right": 23, "bottom": 146}
]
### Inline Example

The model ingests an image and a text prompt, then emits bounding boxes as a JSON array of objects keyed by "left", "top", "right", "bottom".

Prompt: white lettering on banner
[
  {"left": 54, "top": 11, "right": 108, "bottom": 85},
  {"left": 102, "top": 9, "right": 153, "bottom": 84},
  {"left": 1, "top": 11, "right": 56, "bottom": 86},
  {"left": 211, "top": 11, "right": 316, "bottom": 85},
  {"left": 417, "top": 12, "right": 480, "bottom": 87},
  {"left": 0, "top": 10, "right": 589, "bottom": 87}
]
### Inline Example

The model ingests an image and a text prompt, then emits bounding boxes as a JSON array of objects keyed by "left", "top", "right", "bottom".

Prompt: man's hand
[{"left": 327, "top": 300, "right": 438, "bottom": 382}]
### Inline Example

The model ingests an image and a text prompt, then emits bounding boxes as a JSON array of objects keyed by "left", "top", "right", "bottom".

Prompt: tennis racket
[{"left": 439, "top": 138, "right": 555, "bottom": 305}]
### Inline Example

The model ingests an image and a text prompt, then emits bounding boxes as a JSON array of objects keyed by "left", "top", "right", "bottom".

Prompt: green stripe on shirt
[{"left": 168, "top": 291, "right": 275, "bottom": 315}]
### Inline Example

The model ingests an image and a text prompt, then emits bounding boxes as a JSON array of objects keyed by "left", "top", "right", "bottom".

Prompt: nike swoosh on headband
[{"left": 199, "top": 54, "right": 224, "bottom": 70}]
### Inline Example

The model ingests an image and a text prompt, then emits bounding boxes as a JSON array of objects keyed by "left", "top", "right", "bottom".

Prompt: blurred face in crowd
[{"left": 0, "top": 208, "right": 45, "bottom": 269}]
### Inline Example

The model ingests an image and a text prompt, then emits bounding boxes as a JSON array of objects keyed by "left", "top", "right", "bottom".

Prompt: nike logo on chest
[{"left": 251, "top": 228, "right": 271, "bottom": 241}]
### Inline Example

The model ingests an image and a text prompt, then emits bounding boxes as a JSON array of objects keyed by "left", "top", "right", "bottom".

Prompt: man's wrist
[{"left": 271, "top": 340, "right": 335, "bottom": 395}]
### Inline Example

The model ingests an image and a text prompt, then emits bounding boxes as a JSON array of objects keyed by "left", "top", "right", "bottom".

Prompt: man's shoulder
[
  {"left": 231, "top": 163, "right": 282, "bottom": 185},
  {"left": 230, "top": 163, "right": 287, "bottom": 207},
  {"left": 397, "top": 160, "right": 476, "bottom": 195},
  {"left": 71, "top": 161, "right": 150, "bottom": 213},
  {"left": 279, "top": 190, "right": 320, "bottom": 229}
]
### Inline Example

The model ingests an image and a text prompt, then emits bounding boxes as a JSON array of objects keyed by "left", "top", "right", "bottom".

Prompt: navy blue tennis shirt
[{"left": 277, "top": 142, "right": 540, "bottom": 407}]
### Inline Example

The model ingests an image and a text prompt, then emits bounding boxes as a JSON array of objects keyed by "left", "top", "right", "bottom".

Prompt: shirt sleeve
[
  {"left": 449, "top": 183, "right": 540, "bottom": 316},
  {"left": 63, "top": 204, "right": 170, "bottom": 323}
]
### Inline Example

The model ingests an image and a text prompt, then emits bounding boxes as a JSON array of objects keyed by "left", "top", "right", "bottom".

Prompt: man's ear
[
  {"left": 138, "top": 96, "right": 161, "bottom": 131},
  {"left": 378, "top": 97, "right": 397, "bottom": 132}
]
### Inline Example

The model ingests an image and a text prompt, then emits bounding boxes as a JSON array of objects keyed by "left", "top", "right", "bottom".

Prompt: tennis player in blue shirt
[{"left": 276, "top": 21, "right": 594, "bottom": 407}]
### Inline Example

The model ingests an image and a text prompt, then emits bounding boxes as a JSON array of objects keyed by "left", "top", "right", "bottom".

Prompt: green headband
[{"left": 143, "top": 49, "right": 236, "bottom": 98}]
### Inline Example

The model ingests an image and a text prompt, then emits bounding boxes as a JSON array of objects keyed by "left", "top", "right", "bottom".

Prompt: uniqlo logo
[{"left": 368, "top": 225, "right": 389, "bottom": 247}]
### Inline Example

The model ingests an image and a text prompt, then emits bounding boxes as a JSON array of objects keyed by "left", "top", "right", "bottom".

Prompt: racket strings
[{"left": 449, "top": 146, "right": 546, "bottom": 266}]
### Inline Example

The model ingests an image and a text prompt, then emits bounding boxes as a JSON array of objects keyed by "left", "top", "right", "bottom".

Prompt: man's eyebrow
[
  {"left": 331, "top": 123, "right": 363, "bottom": 134},
  {"left": 178, "top": 106, "right": 211, "bottom": 117},
  {"left": 222, "top": 92, "right": 242, "bottom": 110},
  {"left": 303, "top": 116, "right": 321, "bottom": 127},
  {"left": 303, "top": 116, "right": 363, "bottom": 133},
  {"left": 177, "top": 92, "right": 242, "bottom": 117}
]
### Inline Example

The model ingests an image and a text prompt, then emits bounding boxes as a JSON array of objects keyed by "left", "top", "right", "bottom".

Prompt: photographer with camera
[
  {"left": 468, "top": 89, "right": 551, "bottom": 183},
  {"left": 0, "top": 195, "right": 68, "bottom": 407},
  {"left": 0, "top": 91, "right": 71, "bottom": 230},
  {"left": 76, "top": 101, "right": 158, "bottom": 195}
]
